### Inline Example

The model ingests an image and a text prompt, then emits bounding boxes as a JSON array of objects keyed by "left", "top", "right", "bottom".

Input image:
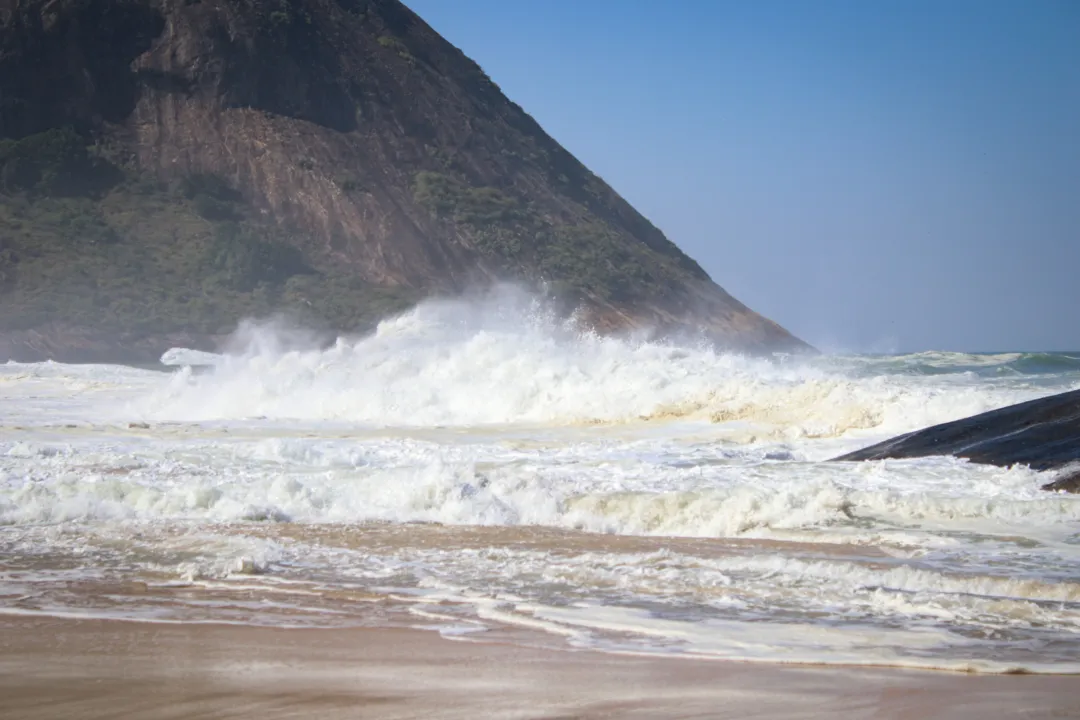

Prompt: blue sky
[{"left": 406, "top": 0, "right": 1080, "bottom": 351}]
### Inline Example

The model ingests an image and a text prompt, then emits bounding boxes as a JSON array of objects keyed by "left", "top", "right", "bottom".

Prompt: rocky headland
[{"left": 0, "top": 0, "right": 810, "bottom": 362}]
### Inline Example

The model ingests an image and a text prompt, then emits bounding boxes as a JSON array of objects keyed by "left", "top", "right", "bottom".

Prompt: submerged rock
[
  {"left": 1043, "top": 469, "right": 1080, "bottom": 493},
  {"left": 831, "top": 388, "right": 1080, "bottom": 492}
]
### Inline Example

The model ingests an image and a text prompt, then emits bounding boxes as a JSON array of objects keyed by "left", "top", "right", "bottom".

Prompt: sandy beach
[
  {"left": 4, "top": 351, "right": 1080, "bottom": 718},
  {"left": 2, "top": 616, "right": 1078, "bottom": 720}
]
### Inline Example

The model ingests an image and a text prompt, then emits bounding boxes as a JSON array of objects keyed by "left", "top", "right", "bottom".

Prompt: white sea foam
[
  {"left": 160, "top": 347, "right": 222, "bottom": 367},
  {"left": 129, "top": 290, "right": 1055, "bottom": 438},
  {"left": 2, "top": 434, "right": 1075, "bottom": 551},
  {"left": 2, "top": 290, "right": 1080, "bottom": 671}
]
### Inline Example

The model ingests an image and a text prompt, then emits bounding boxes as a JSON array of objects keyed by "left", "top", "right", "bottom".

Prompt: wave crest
[{"left": 144, "top": 289, "right": 1057, "bottom": 435}]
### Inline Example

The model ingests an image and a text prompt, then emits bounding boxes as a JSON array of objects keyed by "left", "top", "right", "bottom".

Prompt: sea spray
[
  {"left": 3, "top": 292, "right": 1079, "bottom": 671},
  {"left": 145, "top": 289, "right": 1048, "bottom": 437}
]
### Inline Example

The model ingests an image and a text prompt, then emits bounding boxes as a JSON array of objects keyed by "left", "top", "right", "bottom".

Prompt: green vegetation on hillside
[
  {"left": 0, "top": 128, "right": 417, "bottom": 338},
  {"left": 0, "top": 127, "right": 120, "bottom": 197},
  {"left": 412, "top": 170, "right": 664, "bottom": 302},
  {"left": 0, "top": 128, "right": 684, "bottom": 344}
]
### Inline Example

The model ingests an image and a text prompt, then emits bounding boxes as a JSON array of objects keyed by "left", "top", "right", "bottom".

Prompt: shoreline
[
  {"left": 2, "top": 601, "right": 1078, "bottom": 678},
  {"left": 3, "top": 616, "right": 1079, "bottom": 719}
]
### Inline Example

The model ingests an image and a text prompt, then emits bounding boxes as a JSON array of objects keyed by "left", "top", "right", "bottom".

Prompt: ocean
[{"left": 2, "top": 292, "right": 1079, "bottom": 674}]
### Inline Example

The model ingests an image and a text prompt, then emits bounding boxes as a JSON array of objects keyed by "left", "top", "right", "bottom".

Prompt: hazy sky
[{"left": 406, "top": 0, "right": 1079, "bottom": 352}]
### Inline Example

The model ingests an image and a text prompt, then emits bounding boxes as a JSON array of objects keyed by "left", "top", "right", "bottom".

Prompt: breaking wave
[
  {"left": 827, "top": 350, "right": 1080, "bottom": 378},
  {"left": 4, "top": 290, "right": 1080, "bottom": 674},
  {"left": 142, "top": 289, "right": 1062, "bottom": 436}
]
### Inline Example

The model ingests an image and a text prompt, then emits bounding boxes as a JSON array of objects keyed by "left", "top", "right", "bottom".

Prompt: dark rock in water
[
  {"left": 832, "top": 388, "right": 1080, "bottom": 493},
  {"left": 1043, "top": 469, "right": 1080, "bottom": 493}
]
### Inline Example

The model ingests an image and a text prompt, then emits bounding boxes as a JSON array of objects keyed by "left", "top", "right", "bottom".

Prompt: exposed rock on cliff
[{"left": 0, "top": 0, "right": 810, "bottom": 361}]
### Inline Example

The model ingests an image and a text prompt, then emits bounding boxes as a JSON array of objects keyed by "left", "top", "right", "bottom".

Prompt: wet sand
[{"left": 1, "top": 616, "right": 1078, "bottom": 719}]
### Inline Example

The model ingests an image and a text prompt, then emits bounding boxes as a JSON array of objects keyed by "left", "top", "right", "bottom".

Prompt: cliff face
[{"left": 0, "top": 0, "right": 810, "bottom": 361}]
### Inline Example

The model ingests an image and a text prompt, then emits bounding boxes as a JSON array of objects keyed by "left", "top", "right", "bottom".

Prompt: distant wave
[{"left": 833, "top": 350, "right": 1080, "bottom": 378}]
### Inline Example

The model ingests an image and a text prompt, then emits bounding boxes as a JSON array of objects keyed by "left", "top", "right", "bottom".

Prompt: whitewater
[{"left": 2, "top": 290, "right": 1079, "bottom": 673}]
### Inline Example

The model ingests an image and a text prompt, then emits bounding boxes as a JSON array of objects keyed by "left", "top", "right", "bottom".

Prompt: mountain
[{"left": 0, "top": 0, "right": 810, "bottom": 362}]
